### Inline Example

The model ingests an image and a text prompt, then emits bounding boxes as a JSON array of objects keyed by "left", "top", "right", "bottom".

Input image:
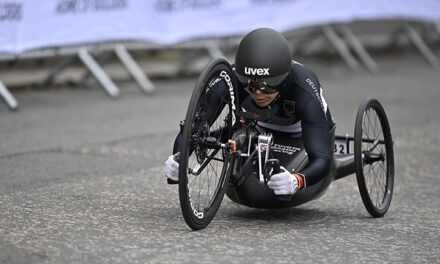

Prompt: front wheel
[
  {"left": 354, "top": 98, "right": 394, "bottom": 217},
  {"left": 179, "top": 58, "right": 238, "bottom": 230}
]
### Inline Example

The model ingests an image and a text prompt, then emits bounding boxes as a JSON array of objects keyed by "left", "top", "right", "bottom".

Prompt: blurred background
[
  {"left": 1, "top": 1, "right": 440, "bottom": 263},
  {"left": 1, "top": 0, "right": 440, "bottom": 110}
]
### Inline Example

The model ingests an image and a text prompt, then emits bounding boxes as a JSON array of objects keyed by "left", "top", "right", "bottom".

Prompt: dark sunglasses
[{"left": 236, "top": 72, "right": 288, "bottom": 94}]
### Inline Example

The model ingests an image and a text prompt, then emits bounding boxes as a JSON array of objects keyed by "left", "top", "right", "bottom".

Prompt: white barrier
[
  {"left": 1, "top": 0, "right": 440, "bottom": 110},
  {"left": 1, "top": 0, "right": 440, "bottom": 54}
]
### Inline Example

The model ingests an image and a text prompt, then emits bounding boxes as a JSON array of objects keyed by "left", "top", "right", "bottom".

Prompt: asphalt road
[{"left": 1, "top": 51, "right": 440, "bottom": 263}]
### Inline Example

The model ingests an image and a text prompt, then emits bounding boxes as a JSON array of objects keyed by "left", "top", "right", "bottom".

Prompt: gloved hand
[
  {"left": 267, "top": 168, "right": 299, "bottom": 195},
  {"left": 164, "top": 153, "right": 179, "bottom": 183}
]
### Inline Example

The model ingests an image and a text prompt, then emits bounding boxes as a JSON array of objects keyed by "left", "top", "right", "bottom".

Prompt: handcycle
[{"left": 177, "top": 58, "right": 394, "bottom": 230}]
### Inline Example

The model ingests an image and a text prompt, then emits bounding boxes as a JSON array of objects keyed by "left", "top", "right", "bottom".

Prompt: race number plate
[{"left": 334, "top": 139, "right": 348, "bottom": 154}]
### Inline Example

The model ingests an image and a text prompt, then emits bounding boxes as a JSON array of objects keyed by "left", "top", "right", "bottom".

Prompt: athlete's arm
[{"left": 298, "top": 97, "right": 332, "bottom": 187}]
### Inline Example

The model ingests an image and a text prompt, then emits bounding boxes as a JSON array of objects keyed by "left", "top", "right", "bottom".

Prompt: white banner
[
  {"left": 1, "top": 0, "right": 440, "bottom": 54},
  {"left": 17, "top": 0, "right": 149, "bottom": 52},
  {"left": 0, "top": 2, "right": 22, "bottom": 53}
]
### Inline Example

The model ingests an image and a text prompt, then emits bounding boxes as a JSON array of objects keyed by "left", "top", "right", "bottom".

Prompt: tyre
[
  {"left": 179, "top": 58, "right": 238, "bottom": 230},
  {"left": 354, "top": 98, "right": 394, "bottom": 217}
]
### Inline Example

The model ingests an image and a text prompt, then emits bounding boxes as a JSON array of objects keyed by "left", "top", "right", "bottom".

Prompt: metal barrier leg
[
  {"left": 114, "top": 44, "right": 154, "bottom": 94},
  {"left": 206, "top": 44, "right": 225, "bottom": 59},
  {"left": 323, "top": 25, "right": 361, "bottom": 72},
  {"left": 77, "top": 48, "right": 120, "bottom": 98},
  {"left": 37, "top": 55, "right": 76, "bottom": 89},
  {"left": 404, "top": 23, "right": 440, "bottom": 68},
  {"left": 77, "top": 51, "right": 114, "bottom": 86},
  {"left": 0, "top": 80, "right": 18, "bottom": 110},
  {"left": 339, "top": 25, "right": 378, "bottom": 72},
  {"left": 290, "top": 30, "right": 322, "bottom": 55}
]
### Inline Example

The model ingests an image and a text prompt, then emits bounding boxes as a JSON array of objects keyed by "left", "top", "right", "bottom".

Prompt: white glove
[
  {"left": 164, "top": 154, "right": 179, "bottom": 182},
  {"left": 267, "top": 168, "right": 298, "bottom": 195}
]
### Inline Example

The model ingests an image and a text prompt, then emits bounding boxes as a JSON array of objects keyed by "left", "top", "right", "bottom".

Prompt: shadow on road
[{"left": 226, "top": 206, "right": 339, "bottom": 225}]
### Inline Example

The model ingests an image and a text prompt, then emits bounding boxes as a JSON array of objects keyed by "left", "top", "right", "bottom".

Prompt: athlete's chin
[{"left": 254, "top": 99, "right": 269, "bottom": 107}]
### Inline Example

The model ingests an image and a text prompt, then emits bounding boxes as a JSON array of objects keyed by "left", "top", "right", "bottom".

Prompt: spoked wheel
[
  {"left": 354, "top": 98, "right": 394, "bottom": 217},
  {"left": 179, "top": 58, "right": 238, "bottom": 230}
]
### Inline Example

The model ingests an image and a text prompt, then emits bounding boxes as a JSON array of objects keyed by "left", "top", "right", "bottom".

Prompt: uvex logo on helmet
[{"left": 244, "top": 67, "right": 270, "bottom": 76}]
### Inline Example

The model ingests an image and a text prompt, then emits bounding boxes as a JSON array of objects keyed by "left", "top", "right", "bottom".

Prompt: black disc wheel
[
  {"left": 354, "top": 98, "right": 394, "bottom": 217},
  {"left": 179, "top": 58, "right": 238, "bottom": 230}
]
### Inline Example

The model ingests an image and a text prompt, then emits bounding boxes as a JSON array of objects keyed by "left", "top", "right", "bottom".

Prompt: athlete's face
[{"left": 250, "top": 89, "right": 279, "bottom": 107}]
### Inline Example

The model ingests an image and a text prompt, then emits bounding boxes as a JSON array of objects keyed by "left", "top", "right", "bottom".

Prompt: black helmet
[{"left": 235, "top": 28, "right": 291, "bottom": 93}]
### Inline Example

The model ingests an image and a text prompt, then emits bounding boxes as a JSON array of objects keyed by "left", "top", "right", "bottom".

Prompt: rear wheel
[
  {"left": 179, "top": 58, "right": 237, "bottom": 230},
  {"left": 354, "top": 98, "right": 394, "bottom": 217}
]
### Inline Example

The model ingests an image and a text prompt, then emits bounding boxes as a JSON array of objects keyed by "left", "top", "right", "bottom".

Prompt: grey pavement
[{"left": 1, "top": 51, "right": 440, "bottom": 263}]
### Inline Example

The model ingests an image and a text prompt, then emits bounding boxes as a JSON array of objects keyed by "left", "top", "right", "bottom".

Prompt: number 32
[{"left": 334, "top": 144, "right": 345, "bottom": 154}]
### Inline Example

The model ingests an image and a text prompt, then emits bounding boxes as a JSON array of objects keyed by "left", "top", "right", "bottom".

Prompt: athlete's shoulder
[
  {"left": 282, "top": 60, "right": 319, "bottom": 99},
  {"left": 285, "top": 60, "right": 328, "bottom": 117},
  {"left": 289, "top": 60, "right": 320, "bottom": 88}
]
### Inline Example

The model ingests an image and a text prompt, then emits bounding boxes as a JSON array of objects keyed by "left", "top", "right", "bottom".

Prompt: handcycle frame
[{"left": 333, "top": 134, "right": 385, "bottom": 180}]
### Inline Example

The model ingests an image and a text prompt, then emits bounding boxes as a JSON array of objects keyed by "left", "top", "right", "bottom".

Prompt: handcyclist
[{"left": 164, "top": 28, "right": 335, "bottom": 199}]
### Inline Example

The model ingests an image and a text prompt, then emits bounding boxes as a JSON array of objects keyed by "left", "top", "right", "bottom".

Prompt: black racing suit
[{"left": 173, "top": 60, "right": 335, "bottom": 188}]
